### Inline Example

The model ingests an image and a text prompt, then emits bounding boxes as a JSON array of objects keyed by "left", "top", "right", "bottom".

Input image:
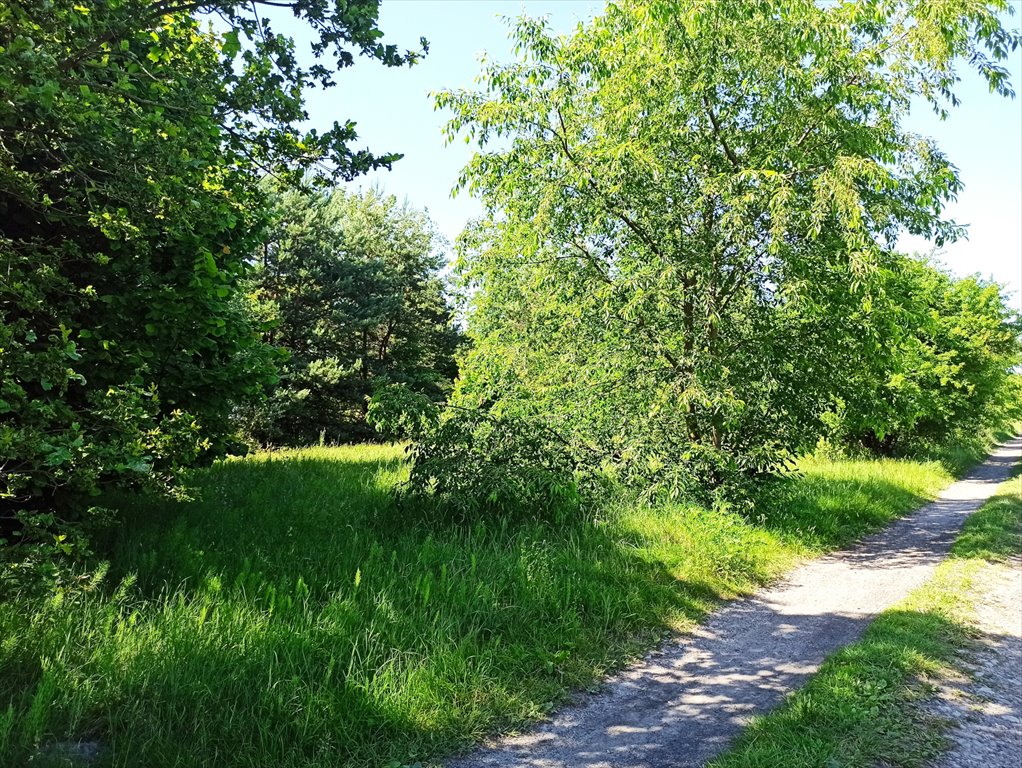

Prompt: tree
[
  {"left": 825, "top": 256, "right": 1022, "bottom": 452},
  {"left": 425, "top": 0, "right": 1019, "bottom": 501},
  {"left": 244, "top": 188, "right": 462, "bottom": 445},
  {"left": 0, "top": 0, "right": 422, "bottom": 584}
]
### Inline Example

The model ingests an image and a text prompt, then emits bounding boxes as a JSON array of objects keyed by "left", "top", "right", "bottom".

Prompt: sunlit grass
[
  {"left": 0, "top": 443, "right": 970, "bottom": 767},
  {"left": 757, "top": 455, "right": 955, "bottom": 550}
]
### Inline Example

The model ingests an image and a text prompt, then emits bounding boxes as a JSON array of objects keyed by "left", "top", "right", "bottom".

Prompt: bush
[{"left": 368, "top": 383, "right": 607, "bottom": 523}]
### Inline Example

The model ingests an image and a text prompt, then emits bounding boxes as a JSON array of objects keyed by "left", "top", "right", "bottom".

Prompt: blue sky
[{"left": 286, "top": 0, "right": 1021, "bottom": 308}]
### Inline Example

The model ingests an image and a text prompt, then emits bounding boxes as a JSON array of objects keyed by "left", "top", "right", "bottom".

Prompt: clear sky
[{"left": 286, "top": 0, "right": 1022, "bottom": 309}]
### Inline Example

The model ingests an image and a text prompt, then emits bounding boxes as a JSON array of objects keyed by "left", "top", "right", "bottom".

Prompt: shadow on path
[{"left": 446, "top": 437, "right": 1022, "bottom": 768}]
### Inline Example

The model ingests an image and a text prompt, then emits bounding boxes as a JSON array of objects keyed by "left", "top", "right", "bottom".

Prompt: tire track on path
[{"left": 445, "top": 437, "right": 1022, "bottom": 768}]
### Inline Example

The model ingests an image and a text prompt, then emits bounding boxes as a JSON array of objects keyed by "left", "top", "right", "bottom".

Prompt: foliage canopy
[
  {"left": 426, "top": 0, "right": 1021, "bottom": 501},
  {"left": 0, "top": 0, "right": 421, "bottom": 584}
]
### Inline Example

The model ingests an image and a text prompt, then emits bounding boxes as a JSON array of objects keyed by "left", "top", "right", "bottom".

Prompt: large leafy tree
[
  {"left": 245, "top": 188, "right": 462, "bottom": 445},
  {"left": 0, "top": 0, "right": 422, "bottom": 579},
  {"left": 431, "top": 0, "right": 1019, "bottom": 498}
]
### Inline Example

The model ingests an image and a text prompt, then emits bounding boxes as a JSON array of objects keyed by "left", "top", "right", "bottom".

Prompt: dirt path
[
  {"left": 444, "top": 438, "right": 1022, "bottom": 768},
  {"left": 926, "top": 555, "right": 1022, "bottom": 768}
]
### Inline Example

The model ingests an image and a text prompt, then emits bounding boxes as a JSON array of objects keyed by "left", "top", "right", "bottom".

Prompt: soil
[{"left": 926, "top": 555, "right": 1022, "bottom": 768}]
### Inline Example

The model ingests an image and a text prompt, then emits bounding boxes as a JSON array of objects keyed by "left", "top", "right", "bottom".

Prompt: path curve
[{"left": 445, "top": 437, "right": 1022, "bottom": 768}]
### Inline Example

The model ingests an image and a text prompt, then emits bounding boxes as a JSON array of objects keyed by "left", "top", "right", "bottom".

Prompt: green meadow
[{"left": 0, "top": 443, "right": 969, "bottom": 768}]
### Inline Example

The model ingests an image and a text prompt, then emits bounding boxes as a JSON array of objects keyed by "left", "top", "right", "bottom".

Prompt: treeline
[
  {"left": 2, "top": 0, "right": 1022, "bottom": 585},
  {"left": 829, "top": 256, "right": 1020, "bottom": 453},
  {"left": 0, "top": 0, "right": 456, "bottom": 587}
]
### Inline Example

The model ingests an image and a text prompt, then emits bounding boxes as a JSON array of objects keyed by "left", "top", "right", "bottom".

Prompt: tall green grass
[{"left": 0, "top": 444, "right": 961, "bottom": 767}]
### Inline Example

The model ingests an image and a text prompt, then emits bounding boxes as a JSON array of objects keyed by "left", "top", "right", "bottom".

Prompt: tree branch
[
  {"left": 553, "top": 107, "right": 665, "bottom": 259},
  {"left": 701, "top": 95, "right": 741, "bottom": 168}
]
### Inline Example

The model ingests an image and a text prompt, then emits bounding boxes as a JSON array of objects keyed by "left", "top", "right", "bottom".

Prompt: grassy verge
[
  {"left": 708, "top": 471, "right": 1022, "bottom": 768},
  {"left": 0, "top": 443, "right": 986, "bottom": 767}
]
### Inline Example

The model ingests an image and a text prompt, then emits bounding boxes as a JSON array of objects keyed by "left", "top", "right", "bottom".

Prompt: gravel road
[
  {"left": 926, "top": 553, "right": 1022, "bottom": 768},
  {"left": 444, "top": 437, "right": 1022, "bottom": 768}
]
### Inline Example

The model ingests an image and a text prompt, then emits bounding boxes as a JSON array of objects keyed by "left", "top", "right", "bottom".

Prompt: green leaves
[
  {"left": 221, "top": 30, "right": 241, "bottom": 59},
  {"left": 240, "top": 187, "right": 462, "bottom": 446},
  {"left": 425, "top": 0, "right": 1020, "bottom": 503}
]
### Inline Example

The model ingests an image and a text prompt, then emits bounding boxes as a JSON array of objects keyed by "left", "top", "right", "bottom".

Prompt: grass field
[
  {"left": 0, "top": 442, "right": 984, "bottom": 767},
  {"left": 709, "top": 471, "right": 1022, "bottom": 768}
]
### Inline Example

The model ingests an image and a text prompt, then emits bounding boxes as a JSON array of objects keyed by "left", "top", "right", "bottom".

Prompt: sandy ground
[
  {"left": 926, "top": 555, "right": 1022, "bottom": 768},
  {"left": 444, "top": 438, "right": 1022, "bottom": 768}
]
